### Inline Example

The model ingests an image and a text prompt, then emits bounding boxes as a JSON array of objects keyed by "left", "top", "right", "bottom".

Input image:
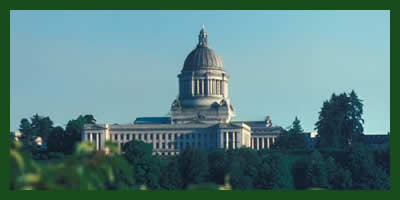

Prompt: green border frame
[{"left": 2, "top": 0, "right": 396, "bottom": 199}]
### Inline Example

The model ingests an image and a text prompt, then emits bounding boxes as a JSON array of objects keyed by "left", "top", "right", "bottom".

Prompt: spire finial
[{"left": 198, "top": 25, "right": 208, "bottom": 47}]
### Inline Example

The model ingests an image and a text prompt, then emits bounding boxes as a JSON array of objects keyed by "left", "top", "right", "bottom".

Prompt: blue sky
[{"left": 10, "top": 10, "right": 390, "bottom": 134}]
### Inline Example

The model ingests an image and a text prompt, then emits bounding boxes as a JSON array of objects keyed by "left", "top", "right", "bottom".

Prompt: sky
[{"left": 10, "top": 10, "right": 390, "bottom": 134}]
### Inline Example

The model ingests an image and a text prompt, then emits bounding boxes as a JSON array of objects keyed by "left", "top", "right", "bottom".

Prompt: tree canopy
[{"left": 315, "top": 90, "right": 364, "bottom": 149}]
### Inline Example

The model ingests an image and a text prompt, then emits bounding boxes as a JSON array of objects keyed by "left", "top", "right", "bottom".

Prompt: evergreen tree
[
  {"left": 315, "top": 91, "right": 364, "bottom": 149},
  {"left": 289, "top": 116, "right": 303, "bottom": 135},
  {"left": 273, "top": 117, "right": 307, "bottom": 150}
]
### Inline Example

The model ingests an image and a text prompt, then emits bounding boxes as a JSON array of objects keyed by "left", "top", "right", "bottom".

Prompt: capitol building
[{"left": 83, "top": 26, "right": 284, "bottom": 155}]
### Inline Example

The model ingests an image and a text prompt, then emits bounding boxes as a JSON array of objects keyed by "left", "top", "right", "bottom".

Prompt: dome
[
  {"left": 183, "top": 46, "right": 224, "bottom": 71},
  {"left": 182, "top": 26, "right": 224, "bottom": 71}
]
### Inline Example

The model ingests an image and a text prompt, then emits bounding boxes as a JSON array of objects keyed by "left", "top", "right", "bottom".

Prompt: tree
[
  {"left": 273, "top": 117, "right": 308, "bottom": 150},
  {"left": 344, "top": 143, "right": 389, "bottom": 189},
  {"left": 18, "top": 118, "right": 35, "bottom": 153},
  {"left": 289, "top": 116, "right": 303, "bottom": 135},
  {"left": 160, "top": 158, "right": 183, "bottom": 190},
  {"left": 347, "top": 90, "right": 364, "bottom": 144},
  {"left": 30, "top": 114, "right": 54, "bottom": 150},
  {"left": 208, "top": 149, "right": 229, "bottom": 185},
  {"left": 11, "top": 141, "right": 135, "bottom": 190},
  {"left": 255, "top": 152, "right": 294, "bottom": 189},
  {"left": 178, "top": 146, "right": 209, "bottom": 188},
  {"left": 122, "top": 139, "right": 161, "bottom": 189},
  {"left": 47, "top": 126, "right": 66, "bottom": 153},
  {"left": 315, "top": 91, "right": 364, "bottom": 149},
  {"left": 64, "top": 114, "right": 96, "bottom": 154},
  {"left": 305, "top": 150, "right": 329, "bottom": 189},
  {"left": 325, "top": 156, "right": 352, "bottom": 189},
  {"left": 18, "top": 114, "right": 54, "bottom": 154},
  {"left": 228, "top": 157, "right": 253, "bottom": 190},
  {"left": 292, "top": 156, "right": 309, "bottom": 189},
  {"left": 227, "top": 148, "right": 260, "bottom": 189}
]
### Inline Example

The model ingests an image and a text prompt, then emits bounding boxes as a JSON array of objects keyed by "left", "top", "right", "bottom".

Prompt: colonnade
[
  {"left": 220, "top": 131, "right": 240, "bottom": 150},
  {"left": 251, "top": 136, "right": 276, "bottom": 150},
  {"left": 86, "top": 132, "right": 102, "bottom": 151},
  {"left": 180, "top": 78, "right": 227, "bottom": 97}
]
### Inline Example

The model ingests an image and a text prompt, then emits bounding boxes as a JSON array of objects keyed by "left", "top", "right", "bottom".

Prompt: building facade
[{"left": 83, "top": 26, "right": 284, "bottom": 155}]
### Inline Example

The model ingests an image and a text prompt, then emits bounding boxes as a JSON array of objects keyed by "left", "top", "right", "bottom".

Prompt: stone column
[
  {"left": 216, "top": 80, "right": 220, "bottom": 95},
  {"left": 261, "top": 137, "right": 265, "bottom": 149},
  {"left": 211, "top": 80, "right": 215, "bottom": 95},
  {"left": 208, "top": 79, "right": 211, "bottom": 95},
  {"left": 225, "top": 81, "right": 228, "bottom": 97},
  {"left": 89, "top": 133, "right": 93, "bottom": 143},
  {"left": 97, "top": 133, "right": 100, "bottom": 151},
  {"left": 191, "top": 79, "right": 194, "bottom": 96},
  {"left": 267, "top": 137, "right": 270, "bottom": 149},
  {"left": 221, "top": 80, "right": 225, "bottom": 96},
  {"left": 225, "top": 132, "right": 229, "bottom": 150},
  {"left": 202, "top": 79, "right": 205, "bottom": 95},
  {"left": 232, "top": 132, "right": 235, "bottom": 149}
]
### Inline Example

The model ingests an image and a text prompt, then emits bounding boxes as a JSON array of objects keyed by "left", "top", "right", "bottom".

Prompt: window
[
  {"left": 156, "top": 143, "right": 159, "bottom": 149},
  {"left": 127, "top": 134, "right": 130, "bottom": 140},
  {"left": 144, "top": 134, "right": 147, "bottom": 140},
  {"left": 120, "top": 134, "right": 124, "bottom": 140},
  {"left": 168, "top": 143, "right": 171, "bottom": 149},
  {"left": 87, "top": 134, "right": 90, "bottom": 140},
  {"left": 174, "top": 133, "right": 178, "bottom": 139},
  {"left": 93, "top": 134, "right": 97, "bottom": 140},
  {"left": 139, "top": 134, "right": 142, "bottom": 140},
  {"left": 150, "top": 134, "right": 153, "bottom": 140},
  {"left": 162, "top": 134, "right": 165, "bottom": 140},
  {"left": 156, "top": 134, "right": 159, "bottom": 140},
  {"left": 168, "top": 134, "right": 171, "bottom": 140},
  {"left": 162, "top": 143, "right": 165, "bottom": 149}
]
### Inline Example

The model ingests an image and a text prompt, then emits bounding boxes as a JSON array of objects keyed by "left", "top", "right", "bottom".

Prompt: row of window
[
  {"left": 116, "top": 140, "right": 213, "bottom": 150},
  {"left": 109, "top": 132, "right": 214, "bottom": 141}
]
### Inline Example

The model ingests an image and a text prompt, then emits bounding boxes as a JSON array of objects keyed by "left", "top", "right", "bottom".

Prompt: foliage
[
  {"left": 208, "top": 149, "right": 229, "bottom": 185},
  {"left": 18, "top": 114, "right": 97, "bottom": 157},
  {"left": 315, "top": 90, "right": 364, "bottom": 149},
  {"left": 325, "top": 156, "right": 352, "bottom": 189},
  {"left": 122, "top": 139, "right": 161, "bottom": 189},
  {"left": 344, "top": 143, "right": 390, "bottom": 189},
  {"left": 11, "top": 140, "right": 134, "bottom": 190},
  {"left": 64, "top": 114, "right": 97, "bottom": 154},
  {"left": 273, "top": 117, "right": 308, "bottom": 151},
  {"left": 160, "top": 158, "right": 183, "bottom": 190},
  {"left": 178, "top": 146, "right": 209, "bottom": 188},
  {"left": 305, "top": 150, "right": 329, "bottom": 189},
  {"left": 255, "top": 152, "right": 294, "bottom": 189}
]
